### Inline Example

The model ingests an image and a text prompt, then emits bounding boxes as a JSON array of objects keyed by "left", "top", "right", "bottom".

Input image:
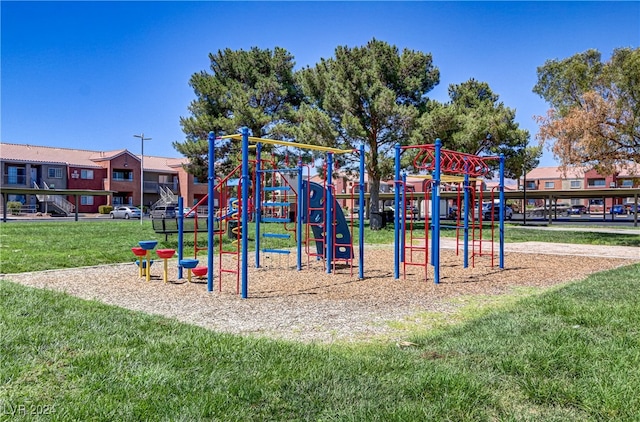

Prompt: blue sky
[{"left": 2, "top": 1, "right": 639, "bottom": 167}]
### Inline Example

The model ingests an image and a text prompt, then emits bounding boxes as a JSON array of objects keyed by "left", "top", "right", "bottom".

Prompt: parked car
[
  {"left": 182, "top": 207, "right": 196, "bottom": 218},
  {"left": 483, "top": 204, "right": 513, "bottom": 221},
  {"left": 567, "top": 205, "right": 588, "bottom": 215},
  {"left": 610, "top": 205, "right": 626, "bottom": 215},
  {"left": 626, "top": 204, "right": 639, "bottom": 214},
  {"left": 110, "top": 206, "right": 141, "bottom": 219},
  {"left": 150, "top": 205, "right": 177, "bottom": 219}
]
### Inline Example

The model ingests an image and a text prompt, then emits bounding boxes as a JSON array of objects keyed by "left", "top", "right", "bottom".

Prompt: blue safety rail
[
  {"left": 259, "top": 179, "right": 294, "bottom": 257},
  {"left": 263, "top": 186, "right": 292, "bottom": 192},
  {"left": 262, "top": 248, "right": 291, "bottom": 254},
  {"left": 263, "top": 233, "right": 291, "bottom": 239}
]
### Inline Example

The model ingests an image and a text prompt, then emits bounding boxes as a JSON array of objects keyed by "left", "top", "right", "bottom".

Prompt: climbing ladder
[
  {"left": 214, "top": 164, "right": 244, "bottom": 293},
  {"left": 402, "top": 181, "right": 430, "bottom": 281},
  {"left": 257, "top": 168, "right": 297, "bottom": 262},
  {"left": 326, "top": 184, "right": 355, "bottom": 275}
]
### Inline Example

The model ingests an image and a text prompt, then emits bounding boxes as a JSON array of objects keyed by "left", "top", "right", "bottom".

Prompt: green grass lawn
[
  {"left": 1, "top": 264, "right": 639, "bottom": 420},
  {"left": 1, "top": 219, "right": 639, "bottom": 419}
]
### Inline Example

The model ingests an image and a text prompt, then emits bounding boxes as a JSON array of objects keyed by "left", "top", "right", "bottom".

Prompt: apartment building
[
  {"left": 523, "top": 165, "right": 640, "bottom": 210},
  {"left": 0, "top": 143, "right": 207, "bottom": 214}
]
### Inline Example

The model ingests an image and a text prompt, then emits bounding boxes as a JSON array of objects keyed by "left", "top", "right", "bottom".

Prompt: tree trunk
[{"left": 367, "top": 144, "right": 383, "bottom": 230}]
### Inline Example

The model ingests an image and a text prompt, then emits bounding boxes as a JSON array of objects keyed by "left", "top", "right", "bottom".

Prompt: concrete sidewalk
[{"left": 437, "top": 237, "right": 639, "bottom": 260}]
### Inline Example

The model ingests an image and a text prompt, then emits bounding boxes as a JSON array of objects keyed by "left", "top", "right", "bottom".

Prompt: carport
[{"left": 0, "top": 187, "right": 114, "bottom": 222}]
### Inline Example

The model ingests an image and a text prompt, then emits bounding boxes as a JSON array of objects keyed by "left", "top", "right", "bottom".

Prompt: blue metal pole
[
  {"left": 326, "top": 153, "right": 334, "bottom": 273},
  {"left": 240, "top": 127, "right": 250, "bottom": 298},
  {"left": 297, "top": 158, "right": 303, "bottom": 271},
  {"left": 255, "top": 143, "right": 262, "bottom": 268},
  {"left": 359, "top": 144, "right": 365, "bottom": 280},
  {"left": 207, "top": 131, "right": 215, "bottom": 291},
  {"left": 394, "top": 143, "right": 401, "bottom": 279},
  {"left": 178, "top": 196, "right": 184, "bottom": 279},
  {"left": 499, "top": 154, "right": 505, "bottom": 269},
  {"left": 463, "top": 169, "right": 470, "bottom": 269},
  {"left": 433, "top": 138, "right": 442, "bottom": 284}
]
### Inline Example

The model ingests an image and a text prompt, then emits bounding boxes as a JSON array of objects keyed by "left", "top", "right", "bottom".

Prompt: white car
[
  {"left": 183, "top": 207, "right": 196, "bottom": 218},
  {"left": 110, "top": 206, "right": 142, "bottom": 219}
]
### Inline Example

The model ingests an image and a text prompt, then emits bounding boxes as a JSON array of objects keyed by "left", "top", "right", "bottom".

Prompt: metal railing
[{"left": 32, "top": 181, "right": 75, "bottom": 215}]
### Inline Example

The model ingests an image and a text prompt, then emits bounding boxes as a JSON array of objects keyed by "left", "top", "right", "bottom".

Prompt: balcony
[{"left": 3, "top": 174, "right": 27, "bottom": 186}]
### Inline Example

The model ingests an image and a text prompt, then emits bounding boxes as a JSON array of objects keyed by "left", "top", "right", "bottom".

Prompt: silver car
[{"left": 110, "top": 206, "right": 142, "bottom": 219}]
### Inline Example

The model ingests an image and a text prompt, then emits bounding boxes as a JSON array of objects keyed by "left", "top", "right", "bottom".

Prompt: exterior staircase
[
  {"left": 150, "top": 185, "right": 178, "bottom": 211},
  {"left": 33, "top": 181, "right": 75, "bottom": 216}
]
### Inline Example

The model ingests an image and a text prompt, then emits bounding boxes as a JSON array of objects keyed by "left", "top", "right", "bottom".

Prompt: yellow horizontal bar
[{"left": 221, "top": 134, "right": 353, "bottom": 154}]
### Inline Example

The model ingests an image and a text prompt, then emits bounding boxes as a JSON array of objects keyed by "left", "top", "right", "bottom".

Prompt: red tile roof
[
  {"left": 1, "top": 143, "right": 104, "bottom": 168},
  {"left": 1, "top": 142, "right": 187, "bottom": 173},
  {"left": 526, "top": 166, "right": 587, "bottom": 180}
]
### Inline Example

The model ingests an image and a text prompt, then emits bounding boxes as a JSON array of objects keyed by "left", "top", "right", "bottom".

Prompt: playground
[
  {"left": 4, "top": 130, "right": 637, "bottom": 342},
  {"left": 6, "top": 241, "right": 636, "bottom": 343}
]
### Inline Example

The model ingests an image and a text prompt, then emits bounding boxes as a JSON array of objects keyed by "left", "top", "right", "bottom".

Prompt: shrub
[
  {"left": 7, "top": 201, "right": 22, "bottom": 215},
  {"left": 98, "top": 205, "right": 113, "bottom": 214}
]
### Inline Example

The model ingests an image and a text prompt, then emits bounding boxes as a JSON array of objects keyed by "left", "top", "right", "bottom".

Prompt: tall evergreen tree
[
  {"left": 295, "top": 38, "right": 440, "bottom": 226},
  {"left": 174, "top": 46, "right": 302, "bottom": 178},
  {"left": 414, "top": 79, "right": 535, "bottom": 179}
]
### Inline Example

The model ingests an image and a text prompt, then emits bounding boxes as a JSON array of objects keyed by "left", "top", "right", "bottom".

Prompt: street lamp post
[{"left": 133, "top": 133, "right": 152, "bottom": 224}]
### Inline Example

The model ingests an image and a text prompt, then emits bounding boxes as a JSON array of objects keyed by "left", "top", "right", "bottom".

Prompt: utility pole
[{"left": 133, "top": 133, "right": 152, "bottom": 224}]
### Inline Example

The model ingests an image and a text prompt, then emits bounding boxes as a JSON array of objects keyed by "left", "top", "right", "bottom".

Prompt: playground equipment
[
  {"left": 198, "top": 128, "right": 365, "bottom": 298},
  {"left": 192, "top": 266, "right": 208, "bottom": 279},
  {"left": 179, "top": 258, "right": 199, "bottom": 283},
  {"left": 138, "top": 240, "right": 158, "bottom": 282},
  {"left": 131, "top": 247, "right": 147, "bottom": 278},
  {"left": 393, "top": 139, "right": 505, "bottom": 284},
  {"left": 156, "top": 249, "right": 176, "bottom": 283},
  {"left": 160, "top": 131, "right": 505, "bottom": 297}
]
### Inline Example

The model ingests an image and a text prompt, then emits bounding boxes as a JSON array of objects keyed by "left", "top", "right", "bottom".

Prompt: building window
[
  {"left": 81, "top": 169, "right": 94, "bottom": 179},
  {"left": 570, "top": 198, "right": 583, "bottom": 206},
  {"left": 525, "top": 181, "right": 536, "bottom": 190},
  {"left": 112, "top": 170, "right": 133, "bottom": 181},
  {"left": 620, "top": 179, "right": 634, "bottom": 188},
  {"left": 544, "top": 181, "right": 555, "bottom": 189},
  {"left": 570, "top": 180, "right": 581, "bottom": 189},
  {"left": 5, "top": 166, "right": 27, "bottom": 185},
  {"left": 80, "top": 196, "right": 94, "bottom": 205},
  {"left": 48, "top": 167, "right": 63, "bottom": 178},
  {"left": 588, "top": 179, "right": 606, "bottom": 187}
]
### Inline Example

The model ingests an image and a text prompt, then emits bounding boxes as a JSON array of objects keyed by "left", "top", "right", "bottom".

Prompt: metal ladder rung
[
  {"left": 263, "top": 233, "right": 291, "bottom": 239},
  {"left": 261, "top": 217, "right": 290, "bottom": 223},
  {"left": 263, "top": 202, "right": 291, "bottom": 207},
  {"left": 262, "top": 249, "right": 291, "bottom": 254},
  {"left": 263, "top": 186, "right": 291, "bottom": 192},
  {"left": 220, "top": 269, "right": 238, "bottom": 274}
]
